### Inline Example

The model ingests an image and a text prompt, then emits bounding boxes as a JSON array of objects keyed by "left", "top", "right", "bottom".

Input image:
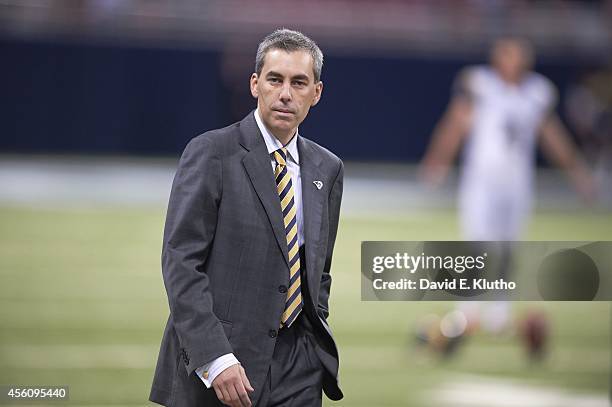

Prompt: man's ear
[
  {"left": 250, "top": 73, "right": 259, "bottom": 98},
  {"left": 311, "top": 81, "right": 323, "bottom": 107}
]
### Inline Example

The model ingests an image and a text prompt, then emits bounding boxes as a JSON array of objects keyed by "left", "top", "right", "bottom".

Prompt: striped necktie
[{"left": 273, "top": 147, "right": 303, "bottom": 328}]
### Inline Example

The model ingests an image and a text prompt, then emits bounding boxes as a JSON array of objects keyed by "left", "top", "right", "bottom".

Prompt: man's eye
[
  {"left": 293, "top": 81, "right": 306, "bottom": 87},
  {"left": 269, "top": 78, "right": 281, "bottom": 83}
]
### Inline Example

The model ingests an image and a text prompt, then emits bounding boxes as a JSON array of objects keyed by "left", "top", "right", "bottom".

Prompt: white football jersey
[
  {"left": 459, "top": 65, "right": 557, "bottom": 184},
  {"left": 456, "top": 66, "right": 557, "bottom": 240}
]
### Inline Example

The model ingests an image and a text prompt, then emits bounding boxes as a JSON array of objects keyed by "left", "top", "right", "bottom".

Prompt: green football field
[{"left": 0, "top": 205, "right": 610, "bottom": 406}]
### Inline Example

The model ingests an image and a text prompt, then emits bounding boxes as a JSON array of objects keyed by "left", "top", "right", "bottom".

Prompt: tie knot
[{"left": 273, "top": 148, "right": 288, "bottom": 166}]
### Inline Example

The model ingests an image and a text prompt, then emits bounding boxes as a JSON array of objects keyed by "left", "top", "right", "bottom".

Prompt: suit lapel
[
  {"left": 298, "top": 137, "right": 325, "bottom": 295},
  {"left": 239, "top": 112, "right": 327, "bottom": 285},
  {"left": 240, "top": 113, "right": 289, "bottom": 267}
]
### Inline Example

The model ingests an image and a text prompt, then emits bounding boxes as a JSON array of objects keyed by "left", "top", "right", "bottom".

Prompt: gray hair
[{"left": 255, "top": 29, "right": 324, "bottom": 82}]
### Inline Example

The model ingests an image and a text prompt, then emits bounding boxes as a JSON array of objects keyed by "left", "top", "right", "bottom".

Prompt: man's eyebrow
[
  {"left": 291, "top": 74, "right": 310, "bottom": 82},
  {"left": 265, "top": 71, "right": 311, "bottom": 81},
  {"left": 266, "top": 71, "right": 284, "bottom": 78}
]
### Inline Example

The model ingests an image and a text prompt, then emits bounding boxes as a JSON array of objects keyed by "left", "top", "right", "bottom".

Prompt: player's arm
[
  {"left": 419, "top": 94, "right": 472, "bottom": 186},
  {"left": 538, "top": 114, "right": 596, "bottom": 202}
]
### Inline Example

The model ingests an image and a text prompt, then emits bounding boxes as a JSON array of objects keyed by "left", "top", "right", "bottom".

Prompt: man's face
[
  {"left": 491, "top": 39, "right": 533, "bottom": 83},
  {"left": 250, "top": 49, "right": 323, "bottom": 141}
]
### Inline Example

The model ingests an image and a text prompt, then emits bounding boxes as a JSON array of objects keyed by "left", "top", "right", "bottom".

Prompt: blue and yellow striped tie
[{"left": 273, "top": 148, "right": 303, "bottom": 328}]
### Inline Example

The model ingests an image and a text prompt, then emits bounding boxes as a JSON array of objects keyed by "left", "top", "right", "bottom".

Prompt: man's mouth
[{"left": 273, "top": 108, "right": 295, "bottom": 115}]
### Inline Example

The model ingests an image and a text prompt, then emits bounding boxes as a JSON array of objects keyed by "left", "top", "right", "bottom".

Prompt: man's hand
[
  {"left": 569, "top": 165, "right": 597, "bottom": 205},
  {"left": 212, "top": 364, "right": 254, "bottom": 407},
  {"left": 418, "top": 162, "right": 452, "bottom": 189},
  {"left": 538, "top": 114, "right": 598, "bottom": 205}
]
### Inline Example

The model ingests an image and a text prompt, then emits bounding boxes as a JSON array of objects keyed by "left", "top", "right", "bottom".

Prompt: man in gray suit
[{"left": 150, "top": 29, "right": 344, "bottom": 406}]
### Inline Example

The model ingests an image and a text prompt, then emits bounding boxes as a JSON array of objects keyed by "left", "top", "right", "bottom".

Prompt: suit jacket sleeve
[
  {"left": 161, "top": 135, "right": 233, "bottom": 375},
  {"left": 318, "top": 159, "right": 344, "bottom": 321}
]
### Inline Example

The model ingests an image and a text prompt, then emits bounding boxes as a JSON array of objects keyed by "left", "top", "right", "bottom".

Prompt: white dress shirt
[
  {"left": 255, "top": 108, "right": 304, "bottom": 247},
  {"left": 196, "top": 109, "right": 304, "bottom": 387}
]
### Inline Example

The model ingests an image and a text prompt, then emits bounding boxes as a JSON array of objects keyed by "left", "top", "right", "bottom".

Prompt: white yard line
[
  {"left": 0, "top": 344, "right": 158, "bottom": 369},
  {"left": 426, "top": 374, "right": 610, "bottom": 407}
]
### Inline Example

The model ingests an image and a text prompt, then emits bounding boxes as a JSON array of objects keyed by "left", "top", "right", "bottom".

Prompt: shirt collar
[{"left": 254, "top": 108, "right": 300, "bottom": 164}]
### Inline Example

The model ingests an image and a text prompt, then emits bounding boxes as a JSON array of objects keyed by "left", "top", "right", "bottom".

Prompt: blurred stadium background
[{"left": 1, "top": 1, "right": 611, "bottom": 406}]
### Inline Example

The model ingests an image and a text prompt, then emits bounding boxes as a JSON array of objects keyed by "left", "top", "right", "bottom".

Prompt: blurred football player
[
  {"left": 419, "top": 37, "right": 595, "bottom": 342},
  {"left": 422, "top": 37, "right": 594, "bottom": 240}
]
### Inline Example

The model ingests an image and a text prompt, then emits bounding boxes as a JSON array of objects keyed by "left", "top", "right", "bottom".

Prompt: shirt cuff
[{"left": 195, "top": 353, "right": 240, "bottom": 388}]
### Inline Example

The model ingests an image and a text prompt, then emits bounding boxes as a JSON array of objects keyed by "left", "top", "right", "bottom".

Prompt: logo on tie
[{"left": 313, "top": 181, "right": 323, "bottom": 190}]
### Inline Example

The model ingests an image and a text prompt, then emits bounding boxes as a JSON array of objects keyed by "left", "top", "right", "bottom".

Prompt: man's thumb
[{"left": 240, "top": 368, "right": 255, "bottom": 392}]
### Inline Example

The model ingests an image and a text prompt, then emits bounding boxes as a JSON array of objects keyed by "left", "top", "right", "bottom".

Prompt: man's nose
[{"left": 279, "top": 82, "right": 292, "bottom": 102}]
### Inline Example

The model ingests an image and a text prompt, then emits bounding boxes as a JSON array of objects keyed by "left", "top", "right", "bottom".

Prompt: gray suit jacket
[{"left": 150, "top": 112, "right": 344, "bottom": 406}]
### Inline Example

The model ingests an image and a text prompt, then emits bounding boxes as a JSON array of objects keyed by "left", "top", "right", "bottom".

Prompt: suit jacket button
[
  {"left": 278, "top": 285, "right": 287, "bottom": 293},
  {"left": 269, "top": 329, "right": 277, "bottom": 338}
]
